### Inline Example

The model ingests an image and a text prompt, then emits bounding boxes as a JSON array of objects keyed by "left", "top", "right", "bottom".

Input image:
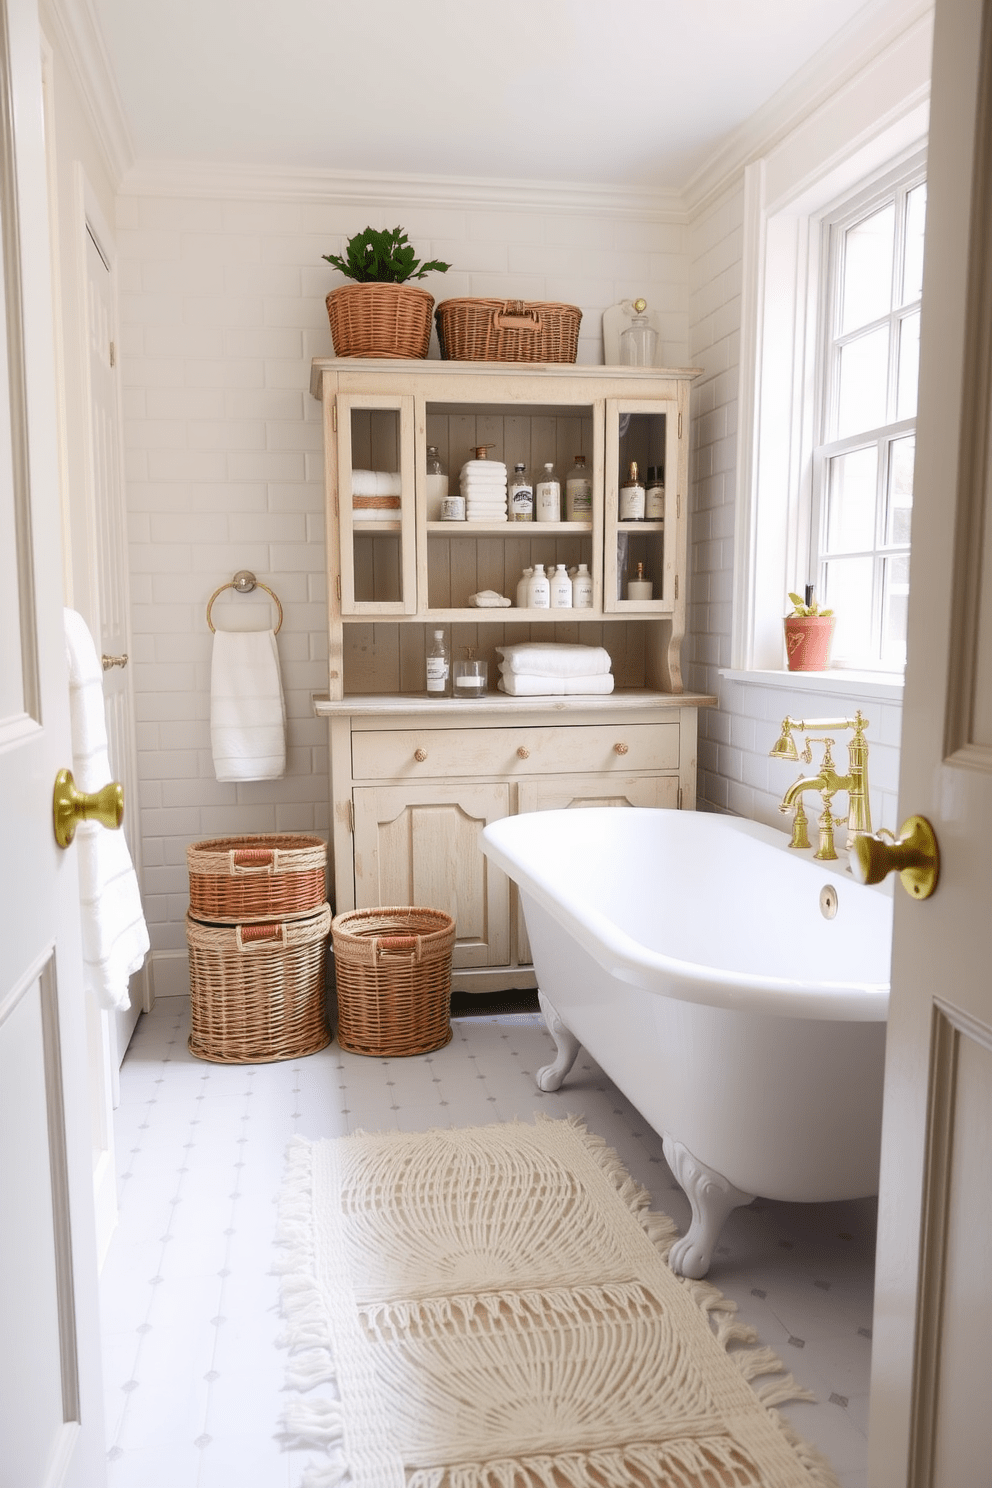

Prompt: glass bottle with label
[
  {"left": 535, "top": 462, "right": 561, "bottom": 523},
  {"left": 426, "top": 446, "right": 448, "bottom": 521},
  {"left": 565, "top": 454, "right": 592, "bottom": 522},
  {"left": 509, "top": 462, "right": 534, "bottom": 522},
  {"left": 645, "top": 464, "right": 665, "bottom": 521},
  {"left": 619, "top": 461, "right": 645, "bottom": 521},
  {"left": 425, "top": 628, "right": 450, "bottom": 696}
]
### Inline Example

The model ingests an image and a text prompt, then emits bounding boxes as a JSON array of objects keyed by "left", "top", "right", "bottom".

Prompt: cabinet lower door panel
[{"left": 353, "top": 783, "right": 510, "bottom": 968}]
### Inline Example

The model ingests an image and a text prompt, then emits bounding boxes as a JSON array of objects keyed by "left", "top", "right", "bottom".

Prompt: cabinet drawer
[{"left": 352, "top": 722, "right": 679, "bottom": 780}]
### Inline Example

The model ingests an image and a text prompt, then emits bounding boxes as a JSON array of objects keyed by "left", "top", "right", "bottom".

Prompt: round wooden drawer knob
[
  {"left": 614, "top": 742, "right": 629, "bottom": 756},
  {"left": 414, "top": 747, "right": 428, "bottom": 762},
  {"left": 517, "top": 746, "right": 530, "bottom": 759}
]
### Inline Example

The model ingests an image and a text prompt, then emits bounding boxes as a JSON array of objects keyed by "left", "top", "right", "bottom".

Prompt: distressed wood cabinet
[{"left": 311, "top": 358, "right": 714, "bottom": 991}]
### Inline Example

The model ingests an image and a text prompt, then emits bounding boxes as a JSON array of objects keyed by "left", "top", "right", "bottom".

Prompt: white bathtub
[{"left": 481, "top": 808, "right": 891, "bottom": 1278}]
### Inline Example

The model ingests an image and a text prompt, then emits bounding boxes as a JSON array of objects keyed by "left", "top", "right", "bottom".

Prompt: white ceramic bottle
[
  {"left": 535, "top": 462, "right": 561, "bottom": 522},
  {"left": 516, "top": 567, "right": 533, "bottom": 608},
  {"left": 550, "top": 563, "right": 573, "bottom": 608},
  {"left": 527, "top": 563, "right": 550, "bottom": 609},
  {"left": 619, "top": 461, "right": 645, "bottom": 521},
  {"left": 565, "top": 454, "right": 592, "bottom": 522},
  {"left": 571, "top": 562, "right": 593, "bottom": 608},
  {"left": 425, "top": 628, "right": 450, "bottom": 696}
]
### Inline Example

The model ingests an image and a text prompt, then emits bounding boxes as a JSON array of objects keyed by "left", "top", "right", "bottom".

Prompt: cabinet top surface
[
  {"left": 309, "top": 358, "right": 702, "bottom": 400},
  {"left": 313, "top": 689, "right": 716, "bottom": 719}
]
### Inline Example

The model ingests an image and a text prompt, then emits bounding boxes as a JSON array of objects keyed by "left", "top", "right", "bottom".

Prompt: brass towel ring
[{"left": 206, "top": 570, "right": 283, "bottom": 634}]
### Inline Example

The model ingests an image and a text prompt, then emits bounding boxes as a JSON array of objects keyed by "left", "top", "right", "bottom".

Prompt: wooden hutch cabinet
[{"left": 311, "top": 358, "right": 713, "bottom": 992}]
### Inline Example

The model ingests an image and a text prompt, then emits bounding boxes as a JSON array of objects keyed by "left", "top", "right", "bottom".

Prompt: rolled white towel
[
  {"left": 498, "top": 672, "right": 615, "bottom": 696},
  {"left": 469, "top": 590, "right": 512, "bottom": 607},
  {"left": 351, "top": 469, "right": 401, "bottom": 497},
  {"left": 497, "top": 642, "right": 613, "bottom": 677}
]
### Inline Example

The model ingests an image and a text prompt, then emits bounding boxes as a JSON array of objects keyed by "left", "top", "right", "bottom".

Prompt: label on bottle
[
  {"left": 619, "top": 482, "right": 645, "bottom": 521},
  {"left": 550, "top": 575, "right": 573, "bottom": 608},
  {"left": 535, "top": 481, "right": 561, "bottom": 521},
  {"left": 572, "top": 575, "right": 593, "bottom": 608},
  {"left": 426, "top": 657, "right": 448, "bottom": 692},
  {"left": 440, "top": 496, "right": 465, "bottom": 520},
  {"left": 510, "top": 483, "right": 534, "bottom": 519},
  {"left": 566, "top": 478, "right": 592, "bottom": 519},
  {"left": 645, "top": 482, "right": 665, "bottom": 520}
]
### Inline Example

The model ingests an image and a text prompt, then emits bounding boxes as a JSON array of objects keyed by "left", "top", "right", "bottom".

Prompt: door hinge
[
  {"left": 674, "top": 575, "right": 679, "bottom": 599},
  {"left": 109, "top": 341, "right": 116, "bottom": 368},
  {"left": 335, "top": 575, "right": 341, "bottom": 601},
  {"left": 678, "top": 411, "right": 682, "bottom": 439},
  {"left": 347, "top": 799, "right": 355, "bottom": 834},
  {"left": 677, "top": 786, "right": 683, "bottom": 810},
  {"left": 332, "top": 405, "right": 338, "bottom": 432},
  {"left": 677, "top": 493, "right": 681, "bottom": 519}
]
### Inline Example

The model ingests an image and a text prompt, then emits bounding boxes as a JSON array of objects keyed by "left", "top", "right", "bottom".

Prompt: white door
[
  {"left": 0, "top": 3, "right": 106, "bottom": 1485},
  {"left": 868, "top": 1, "right": 992, "bottom": 1483}
]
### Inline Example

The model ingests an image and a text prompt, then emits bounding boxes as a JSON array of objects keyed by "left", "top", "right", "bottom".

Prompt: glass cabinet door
[
  {"left": 603, "top": 399, "right": 678, "bottom": 613},
  {"left": 335, "top": 393, "right": 417, "bottom": 615}
]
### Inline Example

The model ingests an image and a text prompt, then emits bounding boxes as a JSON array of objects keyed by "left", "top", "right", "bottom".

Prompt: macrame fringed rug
[{"left": 275, "top": 1116, "right": 841, "bottom": 1488}]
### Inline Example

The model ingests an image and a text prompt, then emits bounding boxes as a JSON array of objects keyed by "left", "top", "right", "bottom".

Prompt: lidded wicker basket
[
  {"left": 187, "top": 904, "right": 332, "bottom": 1064},
  {"left": 325, "top": 282, "right": 434, "bottom": 359},
  {"left": 187, "top": 833, "right": 327, "bottom": 924},
  {"left": 331, "top": 906, "right": 455, "bottom": 1057},
  {"left": 435, "top": 298, "right": 581, "bottom": 363}
]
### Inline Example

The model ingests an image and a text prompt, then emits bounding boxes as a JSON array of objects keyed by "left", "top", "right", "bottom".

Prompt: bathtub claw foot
[
  {"left": 536, "top": 991, "right": 581, "bottom": 1092},
  {"left": 662, "top": 1135, "right": 755, "bottom": 1279}
]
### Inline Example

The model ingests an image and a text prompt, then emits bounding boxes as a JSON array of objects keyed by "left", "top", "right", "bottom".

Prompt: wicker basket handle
[
  {"left": 492, "top": 301, "right": 543, "bottom": 333},
  {"left": 373, "top": 934, "right": 423, "bottom": 962},
  {"left": 236, "top": 922, "right": 288, "bottom": 951},
  {"left": 230, "top": 848, "right": 275, "bottom": 874}
]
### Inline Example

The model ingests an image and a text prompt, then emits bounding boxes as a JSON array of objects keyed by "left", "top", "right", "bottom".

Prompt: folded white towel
[
  {"left": 210, "top": 629, "right": 287, "bottom": 782},
  {"left": 465, "top": 497, "right": 507, "bottom": 508},
  {"left": 64, "top": 609, "right": 149, "bottom": 1012},
  {"left": 461, "top": 478, "right": 507, "bottom": 492},
  {"left": 351, "top": 507, "right": 401, "bottom": 522},
  {"left": 461, "top": 460, "right": 507, "bottom": 475},
  {"left": 468, "top": 591, "right": 512, "bottom": 607},
  {"left": 351, "top": 469, "right": 402, "bottom": 497},
  {"left": 468, "top": 514, "right": 509, "bottom": 523},
  {"left": 498, "top": 673, "right": 615, "bottom": 696},
  {"left": 466, "top": 505, "right": 508, "bottom": 516},
  {"left": 496, "top": 642, "right": 613, "bottom": 677}
]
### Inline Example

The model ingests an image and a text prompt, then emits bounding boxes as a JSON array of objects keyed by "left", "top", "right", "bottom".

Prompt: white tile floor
[{"left": 100, "top": 998, "right": 876, "bottom": 1488}]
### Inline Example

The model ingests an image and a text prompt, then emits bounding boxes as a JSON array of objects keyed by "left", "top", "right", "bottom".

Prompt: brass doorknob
[
  {"left": 850, "top": 815, "right": 939, "bottom": 900},
  {"left": 53, "top": 769, "right": 124, "bottom": 849},
  {"left": 614, "top": 742, "right": 629, "bottom": 756},
  {"left": 517, "top": 746, "right": 530, "bottom": 759},
  {"left": 414, "top": 747, "right": 428, "bottom": 762}
]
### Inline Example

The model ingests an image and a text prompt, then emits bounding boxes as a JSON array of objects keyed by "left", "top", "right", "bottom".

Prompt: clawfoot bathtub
[{"left": 481, "top": 809, "right": 891, "bottom": 1278}]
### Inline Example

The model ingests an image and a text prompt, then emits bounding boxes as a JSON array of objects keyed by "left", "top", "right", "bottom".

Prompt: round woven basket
[
  {"left": 187, "top": 833, "right": 327, "bottom": 924},
  {"left": 325, "top": 283, "right": 434, "bottom": 359},
  {"left": 331, "top": 906, "right": 455, "bottom": 1057},
  {"left": 187, "top": 904, "right": 332, "bottom": 1064}
]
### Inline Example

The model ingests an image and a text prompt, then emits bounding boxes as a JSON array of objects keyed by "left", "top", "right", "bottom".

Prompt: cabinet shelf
[{"left": 426, "top": 521, "right": 594, "bottom": 537}]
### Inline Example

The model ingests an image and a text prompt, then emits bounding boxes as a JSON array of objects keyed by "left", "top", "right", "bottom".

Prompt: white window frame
[{"left": 810, "top": 156, "right": 925, "bottom": 669}]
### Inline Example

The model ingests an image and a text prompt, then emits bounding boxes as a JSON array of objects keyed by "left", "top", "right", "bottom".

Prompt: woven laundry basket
[
  {"left": 435, "top": 298, "right": 581, "bottom": 363},
  {"left": 186, "top": 904, "right": 332, "bottom": 1064},
  {"left": 331, "top": 906, "right": 455, "bottom": 1057},
  {"left": 186, "top": 833, "right": 327, "bottom": 924}
]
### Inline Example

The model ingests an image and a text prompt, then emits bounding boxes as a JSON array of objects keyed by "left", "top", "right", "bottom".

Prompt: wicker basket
[
  {"left": 435, "top": 298, "right": 582, "bottom": 363},
  {"left": 326, "top": 282, "right": 434, "bottom": 359},
  {"left": 187, "top": 834, "right": 327, "bottom": 924},
  {"left": 187, "top": 903, "right": 332, "bottom": 1064},
  {"left": 332, "top": 906, "right": 455, "bottom": 1057}
]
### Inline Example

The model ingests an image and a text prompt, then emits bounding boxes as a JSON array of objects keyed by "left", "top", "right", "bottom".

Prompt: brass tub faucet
[{"left": 770, "top": 711, "right": 872, "bottom": 860}]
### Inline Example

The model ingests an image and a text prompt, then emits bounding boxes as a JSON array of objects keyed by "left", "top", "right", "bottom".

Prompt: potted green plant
[
  {"left": 784, "top": 589, "right": 835, "bottom": 671},
  {"left": 322, "top": 227, "right": 451, "bottom": 360}
]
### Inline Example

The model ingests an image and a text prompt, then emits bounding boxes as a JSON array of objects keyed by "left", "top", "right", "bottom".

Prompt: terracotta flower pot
[
  {"left": 325, "top": 282, "right": 434, "bottom": 359},
  {"left": 784, "top": 614, "right": 835, "bottom": 671}
]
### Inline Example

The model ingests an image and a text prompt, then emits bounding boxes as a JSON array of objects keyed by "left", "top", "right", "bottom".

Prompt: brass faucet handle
[{"left": 804, "top": 735, "right": 836, "bottom": 768}]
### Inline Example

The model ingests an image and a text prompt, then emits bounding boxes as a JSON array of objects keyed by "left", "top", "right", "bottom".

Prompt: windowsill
[{"left": 719, "top": 667, "right": 904, "bottom": 703}]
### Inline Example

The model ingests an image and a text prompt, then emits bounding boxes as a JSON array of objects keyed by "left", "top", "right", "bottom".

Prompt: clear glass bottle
[
  {"left": 527, "top": 563, "right": 550, "bottom": 609},
  {"left": 509, "top": 461, "right": 534, "bottom": 522},
  {"left": 535, "top": 462, "right": 561, "bottom": 523},
  {"left": 571, "top": 562, "right": 593, "bottom": 608},
  {"left": 619, "top": 300, "right": 658, "bottom": 366},
  {"left": 425, "top": 628, "right": 450, "bottom": 696},
  {"left": 645, "top": 464, "right": 665, "bottom": 521},
  {"left": 550, "top": 563, "right": 573, "bottom": 608},
  {"left": 425, "top": 445, "right": 448, "bottom": 521},
  {"left": 619, "top": 460, "right": 645, "bottom": 521},
  {"left": 565, "top": 454, "right": 592, "bottom": 522}
]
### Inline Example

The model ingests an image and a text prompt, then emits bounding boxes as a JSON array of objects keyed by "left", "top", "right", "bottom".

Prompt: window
[{"left": 811, "top": 164, "right": 927, "bottom": 669}]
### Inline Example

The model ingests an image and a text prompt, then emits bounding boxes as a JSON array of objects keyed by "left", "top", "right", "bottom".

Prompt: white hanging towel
[
  {"left": 210, "top": 628, "right": 287, "bottom": 782},
  {"left": 63, "top": 609, "right": 149, "bottom": 1012}
]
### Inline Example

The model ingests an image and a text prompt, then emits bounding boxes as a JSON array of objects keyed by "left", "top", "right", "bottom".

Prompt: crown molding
[
  {"left": 118, "top": 158, "right": 686, "bottom": 222},
  {"left": 42, "top": 0, "right": 133, "bottom": 187},
  {"left": 684, "top": 0, "right": 934, "bottom": 218}
]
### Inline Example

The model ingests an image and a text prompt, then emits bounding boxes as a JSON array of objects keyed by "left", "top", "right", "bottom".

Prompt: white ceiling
[{"left": 93, "top": 0, "right": 888, "bottom": 191}]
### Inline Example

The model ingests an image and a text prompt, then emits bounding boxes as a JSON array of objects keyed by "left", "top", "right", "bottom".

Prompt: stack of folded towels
[
  {"left": 496, "top": 642, "right": 614, "bottom": 695},
  {"left": 352, "top": 469, "right": 401, "bottom": 520},
  {"left": 461, "top": 458, "right": 508, "bottom": 522}
]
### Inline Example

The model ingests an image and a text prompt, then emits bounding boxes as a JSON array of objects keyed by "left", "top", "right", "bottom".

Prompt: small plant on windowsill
[
  {"left": 785, "top": 589, "right": 835, "bottom": 672},
  {"left": 322, "top": 227, "right": 451, "bottom": 360}
]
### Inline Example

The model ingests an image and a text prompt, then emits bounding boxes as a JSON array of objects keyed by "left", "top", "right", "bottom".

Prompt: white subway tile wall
[
  {"left": 685, "top": 183, "right": 902, "bottom": 834},
  {"left": 120, "top": 195, "right": 689, "bottom": 992}
]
